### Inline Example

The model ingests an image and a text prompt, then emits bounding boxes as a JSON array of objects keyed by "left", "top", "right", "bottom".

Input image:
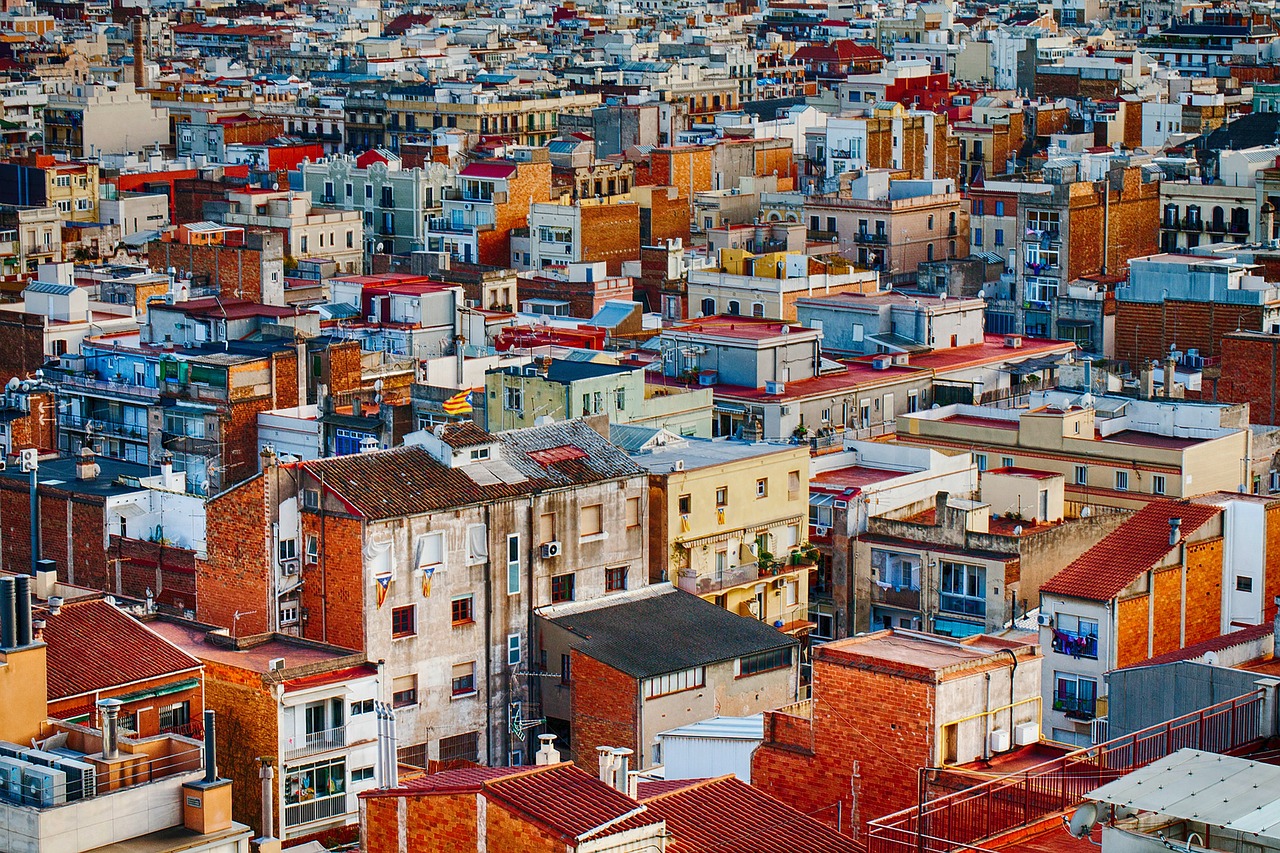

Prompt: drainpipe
[
  {"left": 1000, "top": 648, "right": 1018, "bottom": 737},
  {"left": 483, "top": 503, "right": 494, "bottom": 764}
]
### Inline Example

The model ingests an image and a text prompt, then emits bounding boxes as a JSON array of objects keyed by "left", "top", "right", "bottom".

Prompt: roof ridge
[{"left": 639, "top": 774, "right": 734, "bottom": 802}]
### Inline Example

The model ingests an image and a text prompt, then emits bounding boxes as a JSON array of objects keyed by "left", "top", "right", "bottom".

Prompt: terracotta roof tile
[
  {"left": 39, "top": 599, "right": 203, "bottom": 701},
  {"left": 642, "top": 775, "right": 855, "bottom": 853},
  {"left": 1040, "top": 500, "right": 1221, "bottom": 602},
  {"left": 485, "top": 764, "right": 655, "bottom": 841}
]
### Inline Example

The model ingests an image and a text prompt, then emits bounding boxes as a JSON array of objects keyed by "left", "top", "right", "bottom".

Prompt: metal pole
[{"left": 29, "top": 465, "right": 38, "bottom": 576}]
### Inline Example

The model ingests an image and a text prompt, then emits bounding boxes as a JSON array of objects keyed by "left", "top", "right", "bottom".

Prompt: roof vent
[{"left": 1168, "top": 517, "right": 1182, "bottom": 547}]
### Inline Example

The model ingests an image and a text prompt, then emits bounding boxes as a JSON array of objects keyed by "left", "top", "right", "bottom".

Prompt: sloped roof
[
  {"left": 301, "top": 420, "right": 642, "bottom": 519},
  {"left": 641, "top": 775, "right": 855, "bottom": 853},
  {"left": 1040, "top": 501, "right": 1221, "bottom": 602},
  {"left": 460, "top": 161, "right": 517, "bottom": 179},
  {"left": 40, "top": 598, "right": 202, "bottom": 702},
  {"left": 544, "top": 586, "right": 797, "bottom": 679}
]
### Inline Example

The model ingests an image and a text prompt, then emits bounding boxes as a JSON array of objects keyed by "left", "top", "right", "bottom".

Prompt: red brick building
[
  {"left": 1211, "top": 331, "right": 1280, "bottom": 424},
  {"left": 751, "top": 631, "right": 1040, "bottom": 841},
  {"left": 146, "top": 228, "right": 287, "bottom": 305}
]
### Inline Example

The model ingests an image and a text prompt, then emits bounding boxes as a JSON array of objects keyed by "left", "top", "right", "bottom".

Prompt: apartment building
[
  {"left": 383, "top": 84, "right": 600, "bottom": 150},
  {"left": 426, "top": 156, "right": 552, "bottom": 266},
  {"left": 0, "top": 158, "right": 100, "bottom": 224},
  {"left": 518, "top": 198, "right": 641, "bottom": 275},
  {"left": 221, "top": 189, "right": 364, "bottom": 275},
  {"left": 688, "top": 248, "right": 879, "bottom": 322},
  {"left": 795, "top": 291, "right": 985, "bottom": 356},
  {"left": 198, "top": 420, "right": 650, "bottom": 769},
  {"left": 805, "top": 103, "right": 955, "bottom": 191},
  {"left": 633, "top": 437, "right": 812, "bottom": 631},
  {"left": 0, "top": 204, "right": 60, "bottom": 290},
  {"left": 895, "top": 394, "right": 1253, "bottom": 509},
  {"left": 1037, "top": 500, "right": 1227, "bottom": 746},
  {"left": 297, "top": 149, "right": 455, "bottom": 257},
  {"left": 803, "top": 170, "right": 969, "bottom": 285},
  {"left": 43, "top": 78, "right": 168, "bottom": 159},
  {"left": 146, "top": 226, "right": 287, "bottom": 305},
  {"left": 150, "top": 620, "right": 381, "bottom": 841}
]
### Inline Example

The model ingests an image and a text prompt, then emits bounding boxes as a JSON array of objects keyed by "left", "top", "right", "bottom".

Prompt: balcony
[
  {"left": 1051, "top": 628, "right": 1098, "bottom": 659},
  {"left": 1206, "top": 220, "right": 1228, "bottom": 233},
  {"left": 939, "top": 594, "right": 985, "bottom": 619},
  {"left": 1181, "top": 217, "right": 1202, "bottom": 231},
  {"left": 854, "top": 231, "right": 890, "bottom": 245},
  {"left": 284, "top": 792, "right": 348, "bottom": 829},
  {"left": 427, "top": 216, "right": 475, "bottom": 235},
  {"left": 59, "top": 413, "right": 149, "bottom": 442},
  {"left": 871, "top": 584, "right": 920, "bottom": 611},
  {"left": 59, "top": 372, "right": 160, "bottom": 402},
  {"left": 283, "top": 725, "right": 347, "bottom": 760},
  {"left": 682, "top": 562, "right": 807, "bottom": 596},
  {"left": 1053, "top": 694, "right": 1097, "bottom": 719}
]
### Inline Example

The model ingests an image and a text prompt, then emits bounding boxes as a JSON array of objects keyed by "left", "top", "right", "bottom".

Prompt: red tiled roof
[
  {"left": 1125, "top": 621, "right": 1273, "bottom": 668},
  {"left": 527, "top": 445, "right": 588, "bottom": 466},
  {"left": 282, "top": 664, "right": 377, "bottom": 693},
  {"left": 39, "top": 599, "right": 203, "bottom": 701},
  {"left": 1040, "top": 501, "right": 1221, "bottom": 602},
  {"left": 485, "top": 764, "right": 655, "bottom": 841},
  {"left": 460, "top": 161, "right": 517, "bottom": 179},
  {"left": 375, "top": 766, "right": 527, "bottom": 795},
  {"left": 642, "top": 775, "right": 855, "bottom": 853}
]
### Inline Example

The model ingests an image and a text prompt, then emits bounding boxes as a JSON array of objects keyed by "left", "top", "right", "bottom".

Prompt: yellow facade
[
  {"left": 46, "top": 163, "right": 100, "bottom": 223},
  {"left": 664, "top": 444, "right": 813, "bottom": 630}
]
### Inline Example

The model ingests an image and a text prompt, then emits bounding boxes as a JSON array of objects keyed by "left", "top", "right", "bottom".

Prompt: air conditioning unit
[
  {"left": 1037, "top": 612, "right": 1053, "bottom": 627},
  {"left": 673, "top": 459, "right": 684, "bottom": 472},
  {"left": 268, "top": 658, "right": 286, "bottom": 672},
  {"left": 814, "top": 525, "right": 830, "bottom": 536},
  {"left": 0, "top": 757, "right": 25, "bottom": 803},
  {"left": 771, "top": 577, "right": 787, "bottom": 590},
  {"left": 987, "top": 729, "right": 1011, "bottom": 754},
  {"left": 281, "top": 558, "right": 300, "bottom": 575},
  {"left": 367, "top": 315, "right": 378, "bottom": 324},
  {"left": 740, "top": 599, "right": 760, "bottom": 617},
  {"left": 0, "top": 460, "right": 5, "bottom": 472},
  {"left": 765, "top": 380, "right": 785, "bottom": 395},
  {"left": 541, "top": 541, "right": 562, "bottom": 559},
  {"left": 1014, "top": 722, "right": 1040, "bottom": 746},
  {"left": 21, "top": 765, "right": 66, "bottom": 807}
]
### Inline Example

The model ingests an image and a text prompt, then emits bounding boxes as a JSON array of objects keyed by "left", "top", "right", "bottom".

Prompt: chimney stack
[
  {"left": 34, "top": 558, "right": 57, "bottom": 601},
  {"left": 610, "top": 747, "right": 633, "bottom": 794},
  {"left": 1164, "top": 353, "right": 1178, "bottom": 398},
  {"left": 14, "top": 574, "right": 31, "bottom": 647},
  {"left": 98, "top": 697, "right": 123, "bottom": 759},
  {"left": 203, "top": 708, "right": 217, "bottom": 782},
  {"left": 75, "top": 444, "right": 100, "bottom": 481},
  {"left": 1168, "top": 517, "right": 1182, "bottom": 547},
  {"left": 0, "top": 576, "right": 16, "bottom": 649},
  {"left": 535, "top": 733, "right": 560, "bottom": 766},
  {"left": 132, "top": 15, "right": 145, "bottom": 90},
  {"left": 597, "top": 746, "right": 616, "bottom": 783}
]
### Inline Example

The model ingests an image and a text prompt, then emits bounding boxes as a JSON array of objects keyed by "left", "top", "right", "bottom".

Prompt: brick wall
[
  {"left": 1217, "top": 333, "right": 1280, "bottom": 424},
  {"left": 363, "top": 792, "right": 480, "bottom": 853},
  {"left": 1267, "top": 505, "right": 1280, "bottom": 625},
  {"left": 108, "top": 535, "right": 198, "bottom": 611},
  {"left": 1184, "top": 537, "right": 1224, "bottom": 646},
  {"left": 146, "top": 236, "right": 279, "bottom": 303},
  {"left": 326, "top": 340, "right": 364, "bottom": 396},
  {"left": 0, "top": 310, "right": 48, "bottom": 385},
  {"left": 486, "top": 798, "right": 563, "bottom": 852},
  {"left": 198, "top": 475, "right": 271, "bottom": 634},
  {"left": 646, "top": 186, "right": 691, "bottom": 246},
  {"left": 651, "top": 148, "right": 713, "bottom": 197},
  {"left": 8, "top": 393, "right": 56, "bottom": 451},
  {"left": 569, "top": 651, "right": 638, "bottom": 775},
  {"left": 1113, "top": 536, "right": 1223, "bottom": 667},
  {"left": 202, "top": 658, "right": 279, "bottom": 837},
  {"left": 751, "top": 648, "right": 935, "bottom": 839},
  {"left": 579, "top": 203, "right": 640, "bottom": 276},
  {"left": 1115, "top": 300, "right": 1264, "bottom": 369},
  {"left": 1065, "top": 169, "right": 1159, "bottom": 285},
  {"left": 479, "top": 160, "right": 552, "bottom": 267},
  {"left": 1116, "top": 595, "right": 1150, "bottom": 668},
  {"left": 300, "top": 509, "right": 367, "bottom": 652},
  {"left": 0, "top": 482, "right": 110, "bottom": 588}
]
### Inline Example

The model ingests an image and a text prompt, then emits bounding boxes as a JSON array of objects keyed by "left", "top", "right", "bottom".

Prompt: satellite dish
[
  {"left": 1013, "top": 525, "right": 1023, "bottom": 535},
  {"left": 1080, "top": 506, "right": 1092, "bottom": 518},
  {"left": 978, "top": 289, "right": 986, "bottom": 298},
  {"left": 1068, "top": 803, "right": 1099, "bottom": 839},
  {"left": 6, "top": 377, "right": 18, "bottom": 392}
]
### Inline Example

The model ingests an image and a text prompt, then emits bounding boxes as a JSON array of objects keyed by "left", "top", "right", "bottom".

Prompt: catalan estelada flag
[{"left": 442, "top": 388, "right": 476, "bottom": 416}]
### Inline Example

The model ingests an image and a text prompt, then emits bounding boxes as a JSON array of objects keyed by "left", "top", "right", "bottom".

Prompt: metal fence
[{"left": 865, "top": 692, "right": 1265, "bottom": 853}]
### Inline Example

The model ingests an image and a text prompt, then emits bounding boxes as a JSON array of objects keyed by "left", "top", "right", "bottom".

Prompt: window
[
  {"left": 392, "top": 605, "right": 416, "bottom": 638},
  {"left": 1152, "top": 474, "right": 1166, "bottom": 495},
  {"left": 788, "top": 470, "right": 801, "bottom": 499},
  {"left": 560, "top": 652, "right": 572, "bottom": 685},
  {"left": 439, "top": 731, "right": 479, "bottom": 763},
  {"left": 700, "top": 297, "right": 715, "bottom": 316},
  {"left": 975, "top": 453, "right": 987, "bottom": 472},
  {"left": 995, "top": 201, "right": 1005, "bottom": 216},
  {"left": 626, "top": 496, "right": 641, "bottom": 528},
  {"left": 351, "top": 699, "right": 375, "bottom": 715},
  {"left": 300, "top": 235, "right": 308, "bottom": 253},
  {"left": 414, "top": 532, "right": 444, "bottom": 570},
  {"left": 397, "top": 742, "right": 426, "bottom": 768},
  {"left": 737, "top": 647, "right": 793, "bottom": 677},
  {"left": 580, "top": 504, "right": 603, "bottom": 537},
  {"left": 615, "top": 388, "right": 626, "bottom": 411},
  {"left": 283, "top": 757, "right": 346, "bottom": 827},
  {"left": 940, "top": 562, "right": 986, "bottom": 617},
  {"left": 756, "top": 478, "right": 768, "bottom": 498},
  {"left": 305, "top": 535, "right": 318, "bottom": 563},
  {"left": 507, "top": 534, "right": 520, "bottom": 595},
  {"left": 606, "top": 565, "right": 628, "bottom": 592},
  {"left": 908, "top": 391, "right": 919, "bottom": 412},
  {"left": 504, "top": 386, "right": 523, "bottom": 411},
  {"left": 678, "top": 494, "right": 692, "bottom": 514},
  {"left": 279, "top": 538, "right": 298, "bottom": 562},
  {"left": 1052, "top": 614, "right": 1098, "bottom": 659},
  {"left": 538, "top": 512, "right": 557, "bottom": 544},
  {"left": 644, "top": 666, "right": 706, "bottom": 698},
  {"left": 347, "top": 231, "right": 354, "bottom": 249},
  {"left": 551, "top": 573, "right": 576, "bottom": 603},
  {"left": 352, "top": 766, "right": 375, "bottom": 782},
  {"left": 1001, "top": 456, "right": 1015, "bottom": 469},
  {"left": 158, "top": 701, "right": 190, "bottom": 733},
  {"left": 1054, "top": 672, "right": 1097, "bottom": 717},
  {"left": 973, "top": 228, "right": 983, "bottom": 246},
  {"left": 716, "top": 487, "right": 728, "bottom": 507},
  {"left": 1115, "top": 470, "right": 1129, "bottom": 491},
  {"left": 451, "top": 662, "right": 476, "bottom": 697},
  {"left": 466, "top": 524, "right": 487, "bottom": 564},
  {"left": 392, "top": 674, "right": 418, "bottom": 707},
  {"left": 451, "top": 595, "right": 474, "bottom": 625},
  {"left": 994, "top": 228, "right": 1005, "bottom": 246},
  {"left": 1237, "top": 576, "right": 1254, "bottom": 593},
  {"left": 303, "top": 488, "right": 320, "bottom": 510},
  {"left": 1075, "top": 466, "right": 1088, "bottom": 485},
  {"left": 728, "top": 300, "right": 741, "bottom": 315},
  {"left": 469, "top": 447, "right": 490, "bottom": 461},
  {"left": 507, "top": 634, "right": 521, "bottom": 666}
]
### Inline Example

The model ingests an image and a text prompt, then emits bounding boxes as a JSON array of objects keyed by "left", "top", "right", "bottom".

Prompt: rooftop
[
  {"left": 542, "top": 584, "right": 797, "bottom": 679},
  {"left": 814, "top": 628, "right": 1034, "bottom": 678},
  {"left": 146, "top": 618, "right": 360, "bottom": 674},
  {"left": 629, "top": 436, "right": 799, "bottom": 472}
]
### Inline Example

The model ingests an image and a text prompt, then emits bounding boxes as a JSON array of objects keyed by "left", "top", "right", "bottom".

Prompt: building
[
  {"left": 43, "top": 77, "right": 168, "bottom": 159},
  {"left": 520, "top": 198, "right": 641, "bottom": 275},
  {"left": 1037, "top": 500, "right": 1226, "bottom": 745},
  {"left": 0, "top": 158, "right": 100, "bottom": 224},
  {"left": 146, "top": 227, "right": 287, "bottom": 306},
  {"left": 631, "top": 436, "right": 813, "bottom": 634},
  {"left": 198, "top": 420, "right": 651, "bottom": 770},
  {"left": 687, "top": 248, "right": 879, "bottom": 322},
  {"left": 384, "top": 85, "right": 600, "bottom": 150},
  {"left": 795, "top": 291, "right": 986, "bottom": 356},
  {"left": 751, "top": 629, "right": 1041, "bottom": 840},
  {"left": 485, "top": 358, "right": 712, "bottom": 437},
  {"left": 149, "top": 619, "right": 381, "bottom": 842},
  {"left": 426, "top": 156, "right": 553, "bottom": 266},
  {"left": 0, "top": 204, "right": 61, "bottom": 290},
  {"left": 0, "top": 576, "right": 252, "bottom": 853},
  {"left": 296, "top": 149, "right": 455, "bottom": 257},
  {"left": 895, "top": 395, "right": 1254, "bottom": 509},
  {"left": 539, "top": 585, "right": 801, "bottom": 773},
  {"left": 221, "top": 189, "right": 364, "bottom": 275}
]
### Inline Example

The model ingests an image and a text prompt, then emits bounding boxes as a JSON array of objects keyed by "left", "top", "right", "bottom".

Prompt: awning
[
  {"left": 112, "top": 677, "right": 200, "bottom": 705},
  {"left": 111, "top": 501, "right": 149, "bottom": 518}
]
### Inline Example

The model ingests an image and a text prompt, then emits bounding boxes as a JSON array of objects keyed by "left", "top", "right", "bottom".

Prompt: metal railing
[
  {"left": 865, "top": 692, "right": 1265, "bottom": 853},
  {"left": 283, "top": 792, "right": 347, "bottom": 828},
  {"left": 283, "top": 726, "right": 347, "bottom": 760}
]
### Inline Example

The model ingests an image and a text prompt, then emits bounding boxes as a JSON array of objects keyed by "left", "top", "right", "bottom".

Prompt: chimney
[
  {"left": 535, "top": 733, "right": 561, "bottom": 766},
  {"left": 34, "top": 559, "right": 57, "bottom": 601},
  {"left": 0, "top": 575, "right": 15, "bottom": 649},
  {"left": 75, "top": 444, "right": 100, "bottom": 481},
  {"left": 610, "top": 747, "right": 633, "bottom": 794},
  {"left": 257, "top": 757, "right": 278, "bottom": 847},
  {"left": 935, "top": 490, "right": 950, "bottom": 520},
  {"left": 1164, "top": 353, "right": 1178, "bottom": 398},
  {"left": 203, "top": 708, "right": 217, "bottom": 782},
  {"left": 352, "top": 398, "right": 363, "bottom": 417},
  {"left": 182, "top": 709, "right": 234, "bottom": 836},
  {"left": 132, "top": 16, "right": 146, "bottom": 90},
  {"left": 597, "top": 746, "right": 616, "bottom": 783},
  {"left": 1138, "top": 363, "right": 1155, "bottom": 400},
  {"left": 1169, "top": 517, "right": 1182, "bottom": 547},
  {"left": 14, "top": 574, "right": 31, "bottom": 647},
  {"left": 98, "top": 697, "right": 123, "bottom": 759}
]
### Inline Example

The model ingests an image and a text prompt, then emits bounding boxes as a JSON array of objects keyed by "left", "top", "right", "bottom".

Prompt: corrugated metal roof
[
  {"left": 659, "top": 715, "right": 764, "bottom": 742},
  {"left": 25, "top": 281, "right": 78, "bottom": 296}
]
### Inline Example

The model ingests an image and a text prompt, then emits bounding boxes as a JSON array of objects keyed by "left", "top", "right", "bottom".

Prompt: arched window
[{"left": 700, "top": 298, "right": 715, "bottom": 317}]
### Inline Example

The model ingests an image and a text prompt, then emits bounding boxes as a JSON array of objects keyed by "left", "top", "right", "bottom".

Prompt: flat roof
[
  {"left": 147, "top": 619, "right": 359, "bottom": 674},
  {"left": 815, "top": 628, "right": 1032, "bottom": 675},
  {"left": 630, "top": 437, "right": 799, "bottom": 472},
  {"left": 811, "top": 465, "right": 904, "bottom": 492}
]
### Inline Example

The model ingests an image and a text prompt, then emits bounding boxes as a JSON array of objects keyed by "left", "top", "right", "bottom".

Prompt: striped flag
[{"left": 442, "top": 388, "right": 476, "bottom": 416}]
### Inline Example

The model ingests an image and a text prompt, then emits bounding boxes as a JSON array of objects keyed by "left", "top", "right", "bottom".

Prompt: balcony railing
[
  {"left": 854, "top": 231, "right": 890, "bottom": 245},
  {"left": 284, "top": 792, "right": 348, "bottom": 828},
  {"left": 871, "top": 585, "right": 921, "bottom": 611},
  {"left": 59, "top": 372, "right": 160, "bottom": 401},
  {"left": 1051, "top": 629, "right": 1098, "bottom": 659},
  {"left": 283, "top": 725, "right": 347, "bottom": 761},
  {"left": 1053, "top": 694, "right": 1098, "bottom": 719},
  {"left": 59, "top": 413, "right": 149, "bottom": 441},
  {"left": 682, "top": 561, "right": 806, "bottom": 595},
  {"left": 939, "top": 594, "right": 985, "bottom": 618}
]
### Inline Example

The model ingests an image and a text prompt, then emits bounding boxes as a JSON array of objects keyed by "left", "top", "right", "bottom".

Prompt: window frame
[{"left": 391, "top": 604, "right": 417, "bottom": 639}]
